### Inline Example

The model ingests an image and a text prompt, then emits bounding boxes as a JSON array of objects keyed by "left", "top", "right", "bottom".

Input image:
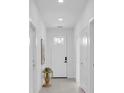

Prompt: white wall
[
  {"left": 74, "top": 0, "right": 94, "bottom": 87},
  {"left": 29, "top": 0, "right": 46, "bottom": 93},
  {"left": 45, "top": 28, "right": 76, "bottom": 78}
]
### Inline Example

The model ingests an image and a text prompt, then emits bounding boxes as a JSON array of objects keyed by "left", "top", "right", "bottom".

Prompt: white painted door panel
[
  {"left": 80, "top": 20, "right": 94, "bottom": 93},
  {"left": 80, "top": 27, "right": 90, "bottom": 93},
  {"left": 51, "top": 31, "right": 67, "bottom": 77}
]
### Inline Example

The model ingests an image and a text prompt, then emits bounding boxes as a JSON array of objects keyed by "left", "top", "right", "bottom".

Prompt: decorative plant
[{"left": 42, "top": 67, "right": 53, "bottom": 87}]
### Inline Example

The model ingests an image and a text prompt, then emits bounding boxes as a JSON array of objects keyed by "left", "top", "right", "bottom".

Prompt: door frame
[
  {"left": 29, "top": 20, "right": 37, "bottom": 93},
  {"left": 89, "top": 17, "right": 94, "bottom": 93}
]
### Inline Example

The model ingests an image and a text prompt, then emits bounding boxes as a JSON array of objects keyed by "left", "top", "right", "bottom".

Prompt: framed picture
[{"left": 41, "top": 38, "right": 45, "bottom": 65}]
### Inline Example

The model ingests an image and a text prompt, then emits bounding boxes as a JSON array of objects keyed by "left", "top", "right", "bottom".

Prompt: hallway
[
  {"left": 30, "top": 0, "right": 94, "bottom": 93},
  {"left": 40, "top": 79, "right": 84, "bottom": 93}
]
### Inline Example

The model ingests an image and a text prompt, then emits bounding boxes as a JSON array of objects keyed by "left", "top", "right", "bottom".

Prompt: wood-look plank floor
[{"left": 40, "top": 79, "right": 84, "bottom": 93}]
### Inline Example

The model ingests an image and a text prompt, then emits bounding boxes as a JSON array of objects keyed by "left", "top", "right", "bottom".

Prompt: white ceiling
[{"left": 34, "top": 0, "right": 88, "bottom": 28}]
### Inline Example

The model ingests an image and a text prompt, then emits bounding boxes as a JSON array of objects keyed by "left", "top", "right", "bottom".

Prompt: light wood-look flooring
[{"left": 40, "top": 78, "right": 84, "bottom": 93}]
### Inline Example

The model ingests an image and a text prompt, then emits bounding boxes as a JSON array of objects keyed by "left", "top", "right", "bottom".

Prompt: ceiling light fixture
[{"left": 58, "top": 0, "right": 64, "bottom": 3}]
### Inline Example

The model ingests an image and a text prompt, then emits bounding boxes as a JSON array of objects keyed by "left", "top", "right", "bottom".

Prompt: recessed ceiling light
[
  {"left": 58, "top": 0, "right": 64, "bottom": 3},
  {"left": 58, "top": 18, "right": 63, "bottom": 21}
]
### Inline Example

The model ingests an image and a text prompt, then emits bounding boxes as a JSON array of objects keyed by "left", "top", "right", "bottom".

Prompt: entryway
[
  {"left": 51, "top": 29, "right": 67, "bottom": 77},
  {"left": 46, "top": 28, "right": 75, "bottom": 78}
]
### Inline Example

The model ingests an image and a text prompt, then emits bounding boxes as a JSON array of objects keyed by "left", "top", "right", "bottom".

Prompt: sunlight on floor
[{"left": 40, "top": 79, "right": 84, "bottom": 93}]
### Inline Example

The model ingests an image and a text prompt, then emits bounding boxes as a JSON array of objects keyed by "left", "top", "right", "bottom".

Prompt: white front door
[
  {"left": 51, "top": 31, "right": 67, "bottom": 77},
  {"left": 29, "top": 22, "right": 36, "bottom": 93}
]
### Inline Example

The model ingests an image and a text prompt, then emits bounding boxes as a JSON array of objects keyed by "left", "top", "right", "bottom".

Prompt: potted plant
[{"left": 42, "top": 67, "right": 53, "bottom": 87}]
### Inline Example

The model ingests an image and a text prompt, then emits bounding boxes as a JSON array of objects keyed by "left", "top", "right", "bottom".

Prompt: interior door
[
  {"left": 29, "top": 22, "right": 36, "bottom": 93},
  {"left": 80, "top": 19, "right": 94, "bottom": 93},
  {"left": 52, "top": 31, "right": 67, "bottom": 77},
  {"left": 80, "top": 27, "right": 90, "bottom": 93}
]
